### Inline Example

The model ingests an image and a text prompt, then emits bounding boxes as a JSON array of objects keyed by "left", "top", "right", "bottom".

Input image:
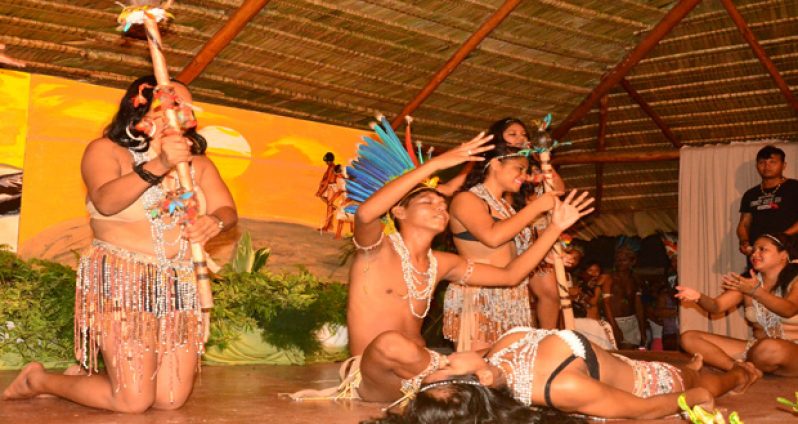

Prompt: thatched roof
[{"left": 2, "top": 0, "right": 797, "bottom": 221}]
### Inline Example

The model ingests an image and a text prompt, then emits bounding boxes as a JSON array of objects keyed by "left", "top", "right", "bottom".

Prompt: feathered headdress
[
  {"left": 615, "top": 236, "right": 642, "bottom": 254},
  {"left": 344, "top": 114, "right": 435, "bottom": 216}
]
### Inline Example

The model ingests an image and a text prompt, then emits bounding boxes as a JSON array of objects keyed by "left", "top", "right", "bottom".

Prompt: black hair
[
  {"left": 461, "top": 141, "right": 528, "bottom": 192},
  {"left": 323, "top": 151, "right": 335, "bottom": 162},
  {"left": 361, "top": 378, "right": 584, "bottom": 424},
  {"left": 390, "top": 186, "right": 446, "bottom": 232},
  {"left": 483, "top": 117, "right": 539, "bottom": 209},
  {"left": 756, "top": 145, "right": 785, "bottom": 162},
  {"left": 755, "top": 233, "right": 798, "bottom": 293},
  {"left": 104, "top": 75, "right": 206, "bottom": 155}
]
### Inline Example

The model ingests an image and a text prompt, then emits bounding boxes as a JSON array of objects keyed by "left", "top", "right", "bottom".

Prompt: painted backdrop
[{"left": 0, "top": 69, "right": 363, "bottom": 271}]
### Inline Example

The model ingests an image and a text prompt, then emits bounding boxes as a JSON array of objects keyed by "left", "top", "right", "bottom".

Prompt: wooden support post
[
  {"left": 719, "top": 0, "right": 798, "bottom": 113},
  {"left": 177, "top": 0, "right": 271, "bottom": 84},
  {"left": 390, "top": 0, "right": 522, "bottom": 129},
  {"left": 620, "top": 78, "right": 682, "bottom": 148},
  {"left": 553, "top": 148, "right": 680, "bottom": 165},
  {"left": 595, "top": 95, "right": 609, "bottom": 213},
  {"left": 552, "top": 0, "right": 702, "bottom": 140}
]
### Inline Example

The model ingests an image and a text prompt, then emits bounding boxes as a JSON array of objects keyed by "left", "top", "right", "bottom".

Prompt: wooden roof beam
[
  {"left": 620, "top": 78, "right": 682, "bottom": 148},
  {"left": 551, "top": 0, "right": 702, "bottom": 141},
  {"left": 176, "top": 0, "right": 271, "bottom": 84},
  {"left": 719, "top": 0, "right": 798, "bottom": 114},
  {"left": 595, "top": 95, "right": 608, "bottom": 213},
  {"left": 553, "top": 149, "right": 680, "bottom": 165},
  {"left": 390, "top": 0, "right": 523, "bottom": 128}
]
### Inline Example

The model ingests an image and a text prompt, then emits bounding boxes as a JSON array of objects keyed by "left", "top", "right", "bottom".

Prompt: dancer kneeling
[
  {"left": 291, "top": 119, "right": 593, "bottom": 405},
  {"left": 679, "top": 232, "right": 798, "bottom": 376},
  {"left": 366, "top": 326, "right": 760, "bottom": 422},
  {"left": 2, "top": 76, "right": 237, "bottom": 412}
]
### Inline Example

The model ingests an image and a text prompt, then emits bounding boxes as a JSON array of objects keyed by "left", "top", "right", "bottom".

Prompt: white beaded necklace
[
  {"left": 470, "top": 183, "right": 531, "bottom": 254},
  {"left": 388, "top": 232, "right": 437, "bottom": 319}
]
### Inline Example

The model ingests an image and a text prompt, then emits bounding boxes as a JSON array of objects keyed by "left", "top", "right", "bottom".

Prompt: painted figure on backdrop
[
  {"left": 364, "top": 326, "right": 760, "bottom": 423},
  {"left": 2, "top": 75, "right": 237, "bottom": 412},
  {"left": 317, "top": 151, "right": 340, "bottom": 233},
  {"left": 738, "top": 145, "right": 798, "bottom": 258},
  {"left": 289, "top": 117, "right": 593, "bottom": 406},
  {"left": 679, "top": 232, "right": 798, "bottom": 376},
  {"left": 601, "top": 238, "right": 647, "bottom": 349}
]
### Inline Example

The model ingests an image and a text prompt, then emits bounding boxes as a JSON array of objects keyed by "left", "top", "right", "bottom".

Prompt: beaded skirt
[
  {"left": 74, "top": 239, "right": 203, "bottom": 389},
  {"left": 443, "top": 281, "right": 533, "bottom": 349}
]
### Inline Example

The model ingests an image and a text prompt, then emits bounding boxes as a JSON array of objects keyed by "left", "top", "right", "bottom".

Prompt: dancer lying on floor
[
  {"left": 678, "top": 232, "right": 798, "bottom": 376},
  {"left": 291, "top": 119, "right": 593, "bottom": 404},
  {"left": 364, "top": 326, "right": 761, "bottom": 423}
]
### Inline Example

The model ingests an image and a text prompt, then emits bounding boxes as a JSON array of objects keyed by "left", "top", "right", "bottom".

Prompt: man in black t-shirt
[{"left": 737, "top": 145, "right": 798, "bottom": 256}]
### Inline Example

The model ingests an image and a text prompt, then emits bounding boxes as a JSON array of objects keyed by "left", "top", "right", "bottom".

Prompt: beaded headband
[
  {"left": 760, "top": 233, "right": 784, "bottom": 248},
  {"left": 418, "top": 378, "right": 483, "bottom": 393}
]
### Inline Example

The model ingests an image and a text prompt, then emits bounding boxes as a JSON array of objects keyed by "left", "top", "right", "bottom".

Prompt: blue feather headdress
[{"left": 344, "top": 115, "right": 435, "bottom": 215}]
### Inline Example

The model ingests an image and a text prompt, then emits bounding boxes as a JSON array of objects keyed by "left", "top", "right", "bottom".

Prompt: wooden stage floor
[{"left": 1, "top": 352, "right": 797, "bottom": 423}]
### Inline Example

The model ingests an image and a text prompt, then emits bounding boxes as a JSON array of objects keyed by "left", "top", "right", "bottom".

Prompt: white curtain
[{"left": 679, "top": 140, "right": 798, "bottom": 338}]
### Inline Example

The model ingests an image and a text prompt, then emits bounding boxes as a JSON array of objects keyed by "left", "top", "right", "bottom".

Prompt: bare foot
[
  {"left": 686, "top": 353, "right": 704, "bottom": 371},
  {"left": 2, "top": 362, "right": 44, "bottom": 400},
  {"left": 730, "top": 361, "right": 762, "bottom": 395}
]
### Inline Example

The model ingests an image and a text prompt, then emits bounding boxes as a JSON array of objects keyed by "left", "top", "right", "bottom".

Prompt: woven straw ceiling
[{"left": 2, "top": 0, "right": 798, "bottom": 216}]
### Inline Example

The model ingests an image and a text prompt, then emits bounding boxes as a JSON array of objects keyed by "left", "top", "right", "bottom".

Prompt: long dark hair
[
  {"left": 483, "top": 117, "right": 538, "bottom": 209},
  {"left": 104, "top": 75, "right": 206, "bottom": 154},
  {"left": 361, "top": 378, "right": 583, "bottom": 424},
  {"left": 756, "top": 233, "right": 798, "bottom": 293}
]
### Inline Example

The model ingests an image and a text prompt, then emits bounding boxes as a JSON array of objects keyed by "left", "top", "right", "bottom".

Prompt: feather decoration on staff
[{"left": 117, "top": 0, "right": 213, "bottom": 342}]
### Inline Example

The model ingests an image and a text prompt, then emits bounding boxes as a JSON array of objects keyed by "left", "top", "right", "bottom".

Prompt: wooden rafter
[
  {"left": 176, "top": 0, "right": 271, "bottom": 84},
  {"left": 620, "top": 78, "right": 682, "bottom": 148},
  {"left": 551, "top": 0, "right": 702, "bottom": 141},
  {"left": 390, "top": 0, "right": 523, "bottom": 128},
  {"left": 719, "top": 0, "right": 798, "bottom": 113},
  {"left": 595, "top": 95, "right": 608, "bottom": 213},
  {"left": 553, "top": 149, "right": 680, "bottom": 165}
]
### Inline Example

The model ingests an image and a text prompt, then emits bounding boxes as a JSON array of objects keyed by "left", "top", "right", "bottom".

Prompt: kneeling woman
[
  {"left": 3, "top": 76, "right": 236, "bottom": 412},
  {"left": 678, "top": 233, "right": 798, "bottom": 376},
  {"left": 368, "top": 327, "right": 758, "bottom": 422}
]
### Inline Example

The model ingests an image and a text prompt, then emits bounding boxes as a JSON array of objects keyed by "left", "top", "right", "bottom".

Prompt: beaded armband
[
  {"left": 400, "top": 349, "right": 445, "bottom": 395},
  {"left": 456, "top": 259, "right": 475, "bottom": 286},
  {"left": 352, "top": 232, "right": 384, "bottom": 252}
]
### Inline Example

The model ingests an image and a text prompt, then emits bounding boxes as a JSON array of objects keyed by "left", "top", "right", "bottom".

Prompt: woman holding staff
[{"left": 2, "top": 75, "right": 236, "bottom": 412}]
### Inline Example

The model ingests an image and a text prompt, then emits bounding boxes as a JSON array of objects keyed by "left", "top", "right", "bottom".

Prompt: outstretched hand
[
  {"left": 674, "top": 285, "right": 701, "bottom": 302},
  {"left": 550, "top": 190, "right": 594, "bottom": 231},
  {"left": 428, "top": 132, "right": 494, "bottom": 171},
  {"left": 721, "top": 270, "right": 758, "bottom": 295}
]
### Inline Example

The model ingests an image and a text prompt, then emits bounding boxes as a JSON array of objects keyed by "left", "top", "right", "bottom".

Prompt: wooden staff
[
  {"left": 538, "top": 150, "right": 575, "bottom": 330},
  {"left": 133, "top": 9, "right": 213, "bottom": 341}
]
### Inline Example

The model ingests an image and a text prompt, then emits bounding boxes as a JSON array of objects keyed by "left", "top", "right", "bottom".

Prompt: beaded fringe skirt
[
  {"left": 74, "top": 240, "right": 203, "bottom": 390},
  {"left": 443, "top": 281, "right": 533, "bottom": 349}
]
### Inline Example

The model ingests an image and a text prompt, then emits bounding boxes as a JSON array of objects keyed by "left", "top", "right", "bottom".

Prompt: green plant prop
[
  {"left": 777, "top": 392, "right": 798, "bottom": 413},
  {"left": 0, "top": 249, "right": 76, "bottom": 366},
  {"left": 678, "top": 393, "right": 743, "bottom": 424},
  {"left": 207, "top": 232, "right": 348, "bottom": 358}
]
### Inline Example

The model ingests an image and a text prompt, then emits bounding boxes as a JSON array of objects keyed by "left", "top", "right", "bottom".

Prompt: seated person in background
[
  {"left": 679, "top": 232, "right": 798, "bottom": 376},
  {"left": 571, "top": 259, "right": 617, "bottom": 350},
  {"left": 601, "top": 239, "right": 647, "bottom": 349}
]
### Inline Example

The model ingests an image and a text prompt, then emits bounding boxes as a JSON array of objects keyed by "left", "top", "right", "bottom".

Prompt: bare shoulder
[
  {"left": 433, "top": 250, "right": 460, "bottom": 273},
  {"left": 82, "top": 138, "right": 127, "bottom": 165}
]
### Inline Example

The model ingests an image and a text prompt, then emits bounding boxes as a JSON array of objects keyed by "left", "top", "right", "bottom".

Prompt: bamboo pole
[
  {"left": 619, "top": 78, "right": 682, "bottom": 148},
  {"left": 552, "top": 0, "right": 702, "bottom": 141},
  {"left": 539, "top": 150, "right": 574, "bottom": 330},
  {"left": 177, "top": 0, "right": 271, "bottom": 84},
  {"left": 553, "top": 149, "right": 680, "bottom": 165},
  {"left": 595, "top": 95, "right": 608, "bottom": 213},
  {"left": 390, "top": 0, "right": 523, "bottom": 128},
  {"left": 141, "top": 16, "right": 213, "bottom": 342},
  {"left": 719, "top": 0, "right": 798, "bottom": 113}
]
